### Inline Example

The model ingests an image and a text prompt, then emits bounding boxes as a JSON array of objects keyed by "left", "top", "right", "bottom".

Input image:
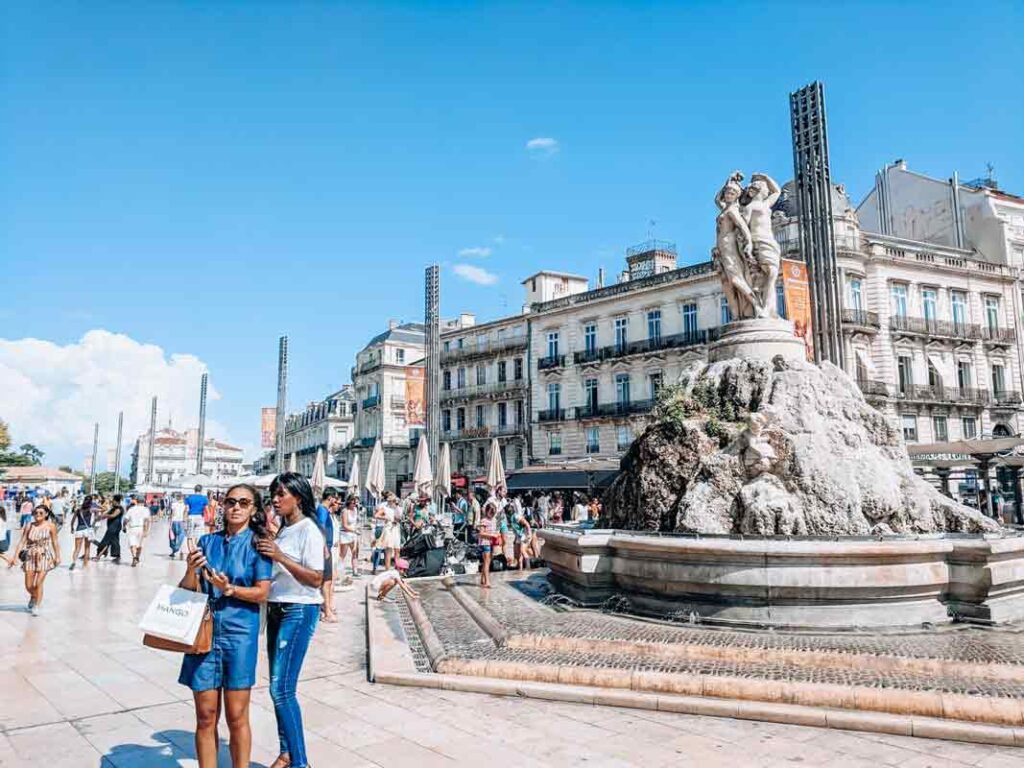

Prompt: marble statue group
[{"left": 713, "top": 171, "right": 782, "bottom": 320}]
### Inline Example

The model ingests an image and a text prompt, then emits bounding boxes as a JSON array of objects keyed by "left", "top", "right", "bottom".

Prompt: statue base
[{"left": 708, "top": 318, "right": 806, "bottom": 364}]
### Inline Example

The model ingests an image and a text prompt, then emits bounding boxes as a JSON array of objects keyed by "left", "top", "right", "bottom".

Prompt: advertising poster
[
  {"left": 405, "top": 367, "right": 426, "bottom": 427},
  {"left": 261, "top": 407, "right": 276, "bottom": 448},
  {"left": 781, "top": 258, "right": 814, "bottom": 361}
]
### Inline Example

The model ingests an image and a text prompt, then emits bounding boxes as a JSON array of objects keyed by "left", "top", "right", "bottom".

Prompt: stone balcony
[
  {"left": 895, "top": 385, "right": 991, "bottom": 406},
  {"left": 573, "top": 329, "right": 719, "bottom": 366},
  {"left": 841, "top": 309, "right": 880, "bottom": 332},
  {"left": 538, "top": 355, "right": 566, "bottom": 371},
  {"left": 440, "top": 335, "right": 528, "bottom": 364},
  {"left": 889, "top": 316, "right": 981, "bottom": 343}
]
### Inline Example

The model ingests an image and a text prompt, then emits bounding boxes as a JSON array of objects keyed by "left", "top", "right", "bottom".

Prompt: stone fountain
[{"left": 540, "top": 171, "right": 1024, "bottom": 629}]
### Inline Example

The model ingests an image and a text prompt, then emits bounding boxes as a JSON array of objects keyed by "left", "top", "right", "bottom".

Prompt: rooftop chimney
[
  {"left": 388, "top": 319, "right": 399, "bottom": 330},
  {"left": 597, "top": 268, "right": 605, "bottom": 288}
]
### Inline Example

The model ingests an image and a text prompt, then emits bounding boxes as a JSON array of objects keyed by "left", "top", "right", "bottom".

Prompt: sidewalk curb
[{"left": 373, "top": 670, "right": 1024, "bottom": 748}]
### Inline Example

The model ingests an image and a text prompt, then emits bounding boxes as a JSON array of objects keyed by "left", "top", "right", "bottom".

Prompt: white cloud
[
  {"left": 457, "top": 246, "right": 492, "bottom": 258},
  {"left": 0, "top": 330, "right": 228, "bottom": 470},
  {"left": 526, "top": 137, "right": 560, "bottom": 155},
  {"left": 493, "top": 234, "right": 506, "bottom": 245},
  {"left": 452, "top": 264, "right": 499, "bottom": 286}
]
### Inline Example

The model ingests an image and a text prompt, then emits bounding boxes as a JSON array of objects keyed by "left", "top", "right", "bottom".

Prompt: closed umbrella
[
  {"left": 486, "top": 437, "right": 506, "bottom": 494},
  {"left": 348, "top": 453, "right": 361, "bottom": 500},
  {"left": 310, "top": 448, "right": 326, "bottom": 498},
  {"left": 435, "top": 442, "right": 452, "bottom": 499},
  {"left": 288, "top": 452, "right": 297, "bottom": 473},
  {"left": 412, "top": 436, "right": 432, "bottom": 498},
  {"left": 366, "top": 439, "right": 386, "bottom": 500}
]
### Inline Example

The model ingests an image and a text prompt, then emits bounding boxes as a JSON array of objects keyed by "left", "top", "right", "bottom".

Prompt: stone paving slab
[{"left": 3, "top": 520, "right": 1022, "bottom": 765}]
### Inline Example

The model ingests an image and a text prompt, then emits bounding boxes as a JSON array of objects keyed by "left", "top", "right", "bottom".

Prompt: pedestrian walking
[
  {"left": 373, "top": 492, "right": 402, "bottom": 571},
  {"left": 18, "top": 494, "right": 33, "bottom": 528},
  {"left": 124, "top": 497, "right": 151, "bottom": 566},
  {"left": 335, "top": 495, "right": 360, "bottom": 582},
  {"left": 168, "top": 494, "right": 187, "bottom": 559},
  {"left": 178, "top": 482, "right": 272, "bottom": 768},
  {"left": 476, "top": 499, "right": 501, "bottom": 589},
  {"left": 4, "top": 504, "right": 60, "bottom": 615},
  {"left": 315, "top": 488, "right": 339, "bottom": 622},
  {"left": 0, "top": 507, "right": 10, "bottom": 555},
  {"left": 184, "top": 485, "right": 208, "bottom": 542},
  {"left": 69, "top": 495, "right": 95, "bottom": 570},
  {"left": 94, "top": 495, "right": 125, "bottom": 562},
  {"left": 254, "top": 472, "right": 325, "bottom": 768}
]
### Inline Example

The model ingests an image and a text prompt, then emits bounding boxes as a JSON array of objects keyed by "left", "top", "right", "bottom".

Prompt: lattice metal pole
[
  {"left": 113, "top": 411, "right": 123, "bottom": 494},
  {"left": 146, "top": 397, "right": 157, "bottom": 484},
  {"left": 89, "top": 422, "right": 99, "bottom": 495},
  {"left": 424, "top": 265, "right": 441, "bottom": 493},
  {"left": 275, "top": 336, "right": 288, "bottom": 473},
  {"left": 196, "top": 373, "right": 208, "bottom": 475},
  {"left": 790, "top": 81, "right": 845, "bottom": 369}
]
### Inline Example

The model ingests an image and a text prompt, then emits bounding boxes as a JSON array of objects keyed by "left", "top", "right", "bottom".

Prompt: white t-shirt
[
  {"left": 51, "top": 498, "right": 66, "bottom": 519},
  {"left": 370, "top": 569, "right": 400, "bottom": 593},
  {"left": 125, "top": 504, "right": 150, "bottom": 529},
  {"left": 170, "top": 500, "right": 186, "bottom": 522},
  {"left": 269, "top": 516, "right": 325, "bottom": 604}
]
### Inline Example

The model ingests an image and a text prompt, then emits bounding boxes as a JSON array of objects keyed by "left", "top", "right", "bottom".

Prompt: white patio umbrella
[
  {"left": 486, "top": 437, "right": 506, "bottom": 494},
  {"left": 348, "top": 453, "right": 361, "bottom": 498},
  {"left": 365, "top": 439, "right": 386, "bottom": 501},
  {"left": 435, "top": 442, "right": 452, "bottom": 500},
  {"left": 288, "top": 452, "right": 297, "bottom": 473},
  {"left": 412, "top": 437, "right": 432, "bottom": 498},
  {"left": 310, "top": 448, "right": 326, "bottom": 498}
]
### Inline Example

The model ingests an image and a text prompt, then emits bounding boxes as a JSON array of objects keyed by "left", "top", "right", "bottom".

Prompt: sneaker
[
  {"left": 27, "top": 598, "right": 35, "bottom": 610},
  {"left": 69, "top": 562, "right": 76, "bottom": 572},
  {"left": 30, "top": 605, "right": 39, "bottom": 617}
]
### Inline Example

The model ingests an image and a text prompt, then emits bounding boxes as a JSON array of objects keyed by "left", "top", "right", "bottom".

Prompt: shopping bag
[{"left": 139, "top": 584, "right": 209, "bottom": 648}]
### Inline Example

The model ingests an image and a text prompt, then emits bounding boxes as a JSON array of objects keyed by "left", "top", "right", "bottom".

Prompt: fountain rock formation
[{"left": 604, "top": 355, "right": 1000, "bottom": 536}]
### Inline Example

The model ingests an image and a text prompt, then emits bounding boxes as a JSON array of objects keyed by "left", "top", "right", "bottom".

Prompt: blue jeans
[
  {"left": 169, "top": 521, "right": 185, "bottom": 555},
  {"left": 266, "top": 602, "right": 319, "bottom": 768}
]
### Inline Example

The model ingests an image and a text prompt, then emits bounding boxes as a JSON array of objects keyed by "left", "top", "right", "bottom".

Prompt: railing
[
  {"left": 574, "top": 400, "right": 656, "bottom": 420},
  {"left": 993, "top": 391, "right": 1023, "bottom": 406},
  {"left": 531, "top": 261, "right": 716, "bottom": 313},
  {"left": 856, "top": 379, "right": 889, "bottom": 397},
  {"left": 440, "top": 335, "right": 528, "bottom": 363},
  {"left": 895, "top": 385, "right": 991, "bottom": 405},
  {"left": 439, "top": 379, "right": 528, "bottom": 402},
  {"left": 361, "top": 395, "right": 380, "bottom": 409},
  {"left": 441, "top": 423, "right": 527, "bottom": 441},
  {"left": 538, "top": 408, "right": 567, "bottom": 422},
  {"left": 981, "top": 327, "right": 1016, "bottom": 344},
  {"left": 841, "top": 309, "right": 880, "bottom": 329},
  {"left": 353, "top": 436, "right": 377, "bottom": 448},
  {"left": 573, "top": 329, "right": 714, "bottom": 365},
  {"left": 889, "top": 316, "right": 980, "bottom": 341},
  {"left": 359, "top": 359, "right": 382, "bottom": 374},
  {"left": 538, "top": 355, "right": 566, "bottom": 370}
]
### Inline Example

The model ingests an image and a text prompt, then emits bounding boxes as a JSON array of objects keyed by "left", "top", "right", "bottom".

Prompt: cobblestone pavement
[
  {"left": 416, "top": 577, "right": 1024, "bottom": 699},
  {"left": 470, "top": 572, "right": 1024, "bottom": 666},
  {"left": 1, "top": 520, "right": 1021, "bottom": 767}
]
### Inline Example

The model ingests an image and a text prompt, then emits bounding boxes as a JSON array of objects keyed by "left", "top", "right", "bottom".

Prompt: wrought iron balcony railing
[
  {"left": 889, "top": 316, "right": 980, "bottom": 341},
  {"left": 538, "top": 408, "right": 568, "bottom": 422},
  {"left": 573, "top": 400, "right": 656, "bottom": 420},
  {"left": 538, "top": 355, "right": 566, "bottom": 370},
  {"left": 361, "top": 395, "right": 380, "bottom": 409}
]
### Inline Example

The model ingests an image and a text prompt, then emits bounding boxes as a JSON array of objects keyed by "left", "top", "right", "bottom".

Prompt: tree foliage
[{"left": 0, "top": 419, "right": 10, "bottom": 451}]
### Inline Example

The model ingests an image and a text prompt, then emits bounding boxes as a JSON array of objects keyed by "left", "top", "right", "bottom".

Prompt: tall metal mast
[
  {"left": 89, "top": 422, "right": 99, "bottom": 494},
  {"left": 147, "top": 397, "right": 157, "bottom": 484},
  {"left": 275, "top": 336, "right": 288, "bottom": 473},
  {"left": 195, "top": 373, "right": 208, "bottom": 475},
  {"left": 113, "top": 411, "right": 123, "bottom": 494},
  {"left": 424, "top": 265, "right": 441, "bottom": 480},
  {"left": 789, "top": 81, "right": 845, "bottom": 369}
]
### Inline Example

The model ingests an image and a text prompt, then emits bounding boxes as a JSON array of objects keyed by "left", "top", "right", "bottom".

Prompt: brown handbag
[{"left": 142, "top": 591, "right": 214, "bottom": 655}]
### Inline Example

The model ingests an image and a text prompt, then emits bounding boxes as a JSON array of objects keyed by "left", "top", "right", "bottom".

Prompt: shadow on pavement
[
  {"left": 101, "top": 728, "right": 269, "bottom": 768},
  {"left": 0, "top": 604, "right": 29, "bottom": 613}
]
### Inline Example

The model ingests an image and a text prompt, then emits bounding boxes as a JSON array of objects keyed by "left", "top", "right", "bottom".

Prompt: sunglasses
[{"left": 223, "top": 497, "right": 255, "bottom": 510}]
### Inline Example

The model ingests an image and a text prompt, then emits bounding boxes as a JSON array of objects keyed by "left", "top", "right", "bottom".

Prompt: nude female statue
[
  {"left": 741, "top": 173, "right": 782, "bottom": 316},
  {"left": 713, "top": 171, "right": 760, "bottom": 319}
]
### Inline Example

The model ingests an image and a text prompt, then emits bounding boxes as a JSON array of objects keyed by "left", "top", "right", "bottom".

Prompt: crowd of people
[{"left": 0, "top": 473, "right": 598, "bottom": 767}]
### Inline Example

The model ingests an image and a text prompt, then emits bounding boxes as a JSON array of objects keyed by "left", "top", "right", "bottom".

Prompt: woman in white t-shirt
[{"left": 254, "top": 472, "right": 325, "bottom": 768}]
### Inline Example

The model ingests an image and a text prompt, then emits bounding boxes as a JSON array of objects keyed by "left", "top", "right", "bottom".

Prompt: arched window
[{"left": 993, "top": 423, "right": 1013, "bottom": 437}]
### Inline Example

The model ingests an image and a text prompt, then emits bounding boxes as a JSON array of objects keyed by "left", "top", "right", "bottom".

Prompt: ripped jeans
[{"left": 266, "top": 602, "right": 320, "bottom": 768}]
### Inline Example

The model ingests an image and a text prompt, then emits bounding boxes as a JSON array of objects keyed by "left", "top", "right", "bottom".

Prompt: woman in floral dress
[{"left": 4, "top": 504, "right": 60, "bottom": 616}]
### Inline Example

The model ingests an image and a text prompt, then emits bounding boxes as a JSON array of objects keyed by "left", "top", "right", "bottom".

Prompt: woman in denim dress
[{"left": 178, "top": 483, "right": 272, "bottom": 768}]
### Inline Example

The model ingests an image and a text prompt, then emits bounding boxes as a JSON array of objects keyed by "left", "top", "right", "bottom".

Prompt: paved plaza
[{"left": 0, "top": 520, "right": 1021, "bottom": 767}]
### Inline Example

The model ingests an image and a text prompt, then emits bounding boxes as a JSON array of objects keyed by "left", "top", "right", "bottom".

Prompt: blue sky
[{"left": 2, "top": 1, "right": 1022, "bottom": 467}]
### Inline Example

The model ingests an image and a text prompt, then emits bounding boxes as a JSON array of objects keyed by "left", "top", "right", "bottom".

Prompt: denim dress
[{"left": 178, "top": 528, "right": 273, "bottom": 691}]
